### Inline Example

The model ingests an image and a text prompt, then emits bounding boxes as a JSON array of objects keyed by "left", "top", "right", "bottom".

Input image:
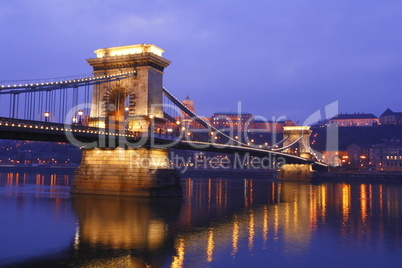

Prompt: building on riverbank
[
  {"left": 372, "top": 140, "right": 402, "bottom": 171},
  {"left": 329, "top": 113, "right": 379, "bottom": 126},
  {"left": 379, "top": 108, "right": 402, "bottom": 125}
]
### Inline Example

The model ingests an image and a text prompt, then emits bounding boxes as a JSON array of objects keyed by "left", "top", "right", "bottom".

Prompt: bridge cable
[
  {"left": 16, "top": 93, "right": 19, "bottom": 119},
  {"left": 271, "top": 136, "right": 303, "bottom": 152},
  {"left": 58, "top": 89, "right": 61, "bottom": 122},
  {"left": 266, "top": 137, "right": 288, "bottom": 150},
  {"left": 162, "top": 87, "right": 253, "bottom": 148}
]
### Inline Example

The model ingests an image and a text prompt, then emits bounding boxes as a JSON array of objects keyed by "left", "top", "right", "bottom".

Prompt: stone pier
[
  {"left": 71, "top": 148, "right": 182, "bottom": 197},
  {"left": 278, "top": 164, "right": 313, "bottom": 181}
]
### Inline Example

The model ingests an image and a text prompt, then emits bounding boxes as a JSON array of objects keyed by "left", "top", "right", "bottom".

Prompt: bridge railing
[
  {"left": 0, "top": 71, "right": 136, "bottom": 90},
  {"left": 0, "top": 73, "right": 94, "bottom": 88},
  {"left": 0, "top": 116, "right": 136, "bottom": 136},
  {"left": 0, "top": 72, "right": 136, "bottom": 124}
]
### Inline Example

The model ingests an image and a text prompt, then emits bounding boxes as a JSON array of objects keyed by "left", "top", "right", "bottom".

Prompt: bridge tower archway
[
  {"left": 86, "top": 44, "right": 171, "bottom": 132},
  {"left": 102, "top": 85, "right": 135, "bottom": 131}
]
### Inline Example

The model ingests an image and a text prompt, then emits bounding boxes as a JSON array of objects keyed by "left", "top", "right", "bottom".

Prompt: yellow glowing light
[
  {"left": 262, "top": 206, "right": 269, "bottom": 246},
  {"left": 207, "top": 229, "right": 214, "bottom": 263},
  {"left": 248, "top": 211, "right": 255, "bottom": 251},
  {"left": 231, "top": 218, "right": 239, "bottom": 258},
  {"left": 321, "top": 185, "right": 327, "bottom": 220},
  {"left": 171, "top": 238, "right": 185, "bottom": 268},
  {"left": 360, "top": 184, "right": 368, "bottom": 222},
  {"left": 283, "top": 126, "right": 310, "bottom": 131},
  {"left": 94, "top": 44, "right": 164, "bottom": 58}
]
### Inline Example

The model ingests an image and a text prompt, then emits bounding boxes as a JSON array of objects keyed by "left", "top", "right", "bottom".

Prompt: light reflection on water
[{"left": 0, "top": 171, "right": 402, "bottom": 267}]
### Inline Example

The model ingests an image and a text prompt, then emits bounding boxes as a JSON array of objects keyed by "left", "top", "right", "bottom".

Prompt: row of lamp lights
[
  {"left": 43, "top": 110, "right": 84, "bottom": 123},
  {"left": 44, "top": 107, "right": 132, "bottom": 123},
  {"left": 43, "top": 110, "right": 203, "bottom": 137},
  {"left": 44, "top": 107, "right": 133, "bottom": 124}
]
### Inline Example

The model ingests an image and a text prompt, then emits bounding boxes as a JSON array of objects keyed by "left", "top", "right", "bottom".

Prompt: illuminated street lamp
[
  {"left": 148, "top": 114, "right": 154, "bottom": 135},
  {"left": 44, "top": 112, "right": 50, "bottom": 122},
  {"left": 173, "top": 120, "right": 181, "bottom": 136},
  {"left": 210, "top": 131, "right": 216, "bottom": 142},
  {"left": 72, "top": 117, "right": 77, "bottom": 124},
  {"left": 124, "top": 107, "right": 130, "bottom": 119},
  {"left": 77, "top": 110, "right": 84, "bottom": 125}
]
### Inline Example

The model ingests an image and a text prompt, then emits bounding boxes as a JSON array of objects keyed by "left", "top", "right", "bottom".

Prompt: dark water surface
[{"left": 1, "top": 171, "right": 402, "bottom": 267}]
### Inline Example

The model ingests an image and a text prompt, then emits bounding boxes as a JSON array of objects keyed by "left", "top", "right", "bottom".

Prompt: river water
[{"left": 0, "top": 170, "right": 402, "bottom": 267}]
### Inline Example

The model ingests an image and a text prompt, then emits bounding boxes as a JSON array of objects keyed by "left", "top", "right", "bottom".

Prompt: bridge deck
[{"left": 0, "top": 117, "right": 328, "bottom": 171}]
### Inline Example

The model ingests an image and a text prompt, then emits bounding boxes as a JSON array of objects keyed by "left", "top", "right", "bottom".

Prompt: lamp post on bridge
[
  {"left": 77, "top": 110, "right": 84, "bottom": 125},
  {"left": 44, "top": 112, "right": 50, "bottom": 123},
  {"left": 124, "top": 107, "right": 130, "bottom": 130},
  {"left": 148, "top": 114, "right": 154, "bottom": 138},
  {"left": 181, "top": 126, "right": 186, "bottom": 139},
  {"left": 175, "top": 120, "right": 180, "bottom": 136},
  {"left": 210, "top": 131, "right": 216, "bottom": 143}
]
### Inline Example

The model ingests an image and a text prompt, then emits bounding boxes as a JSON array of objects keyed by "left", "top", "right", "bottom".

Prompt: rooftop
[
  {"left": 380, "top": 108, "right": 402, "bottom": 117},
  {"left": 331, "top": 113, "right": 378, "bottom": 120},
  {"left": 94, "top": 44, "right": 164, "bottom": 58},
  {"left": 254, "top": 120, "right": 286, "bottom": 124},
  {"left": 213, "top": 112, "right": 252, "bottom": 116},
  {"left": 372, "top": 140, "right": 402, "bottom": 147}
]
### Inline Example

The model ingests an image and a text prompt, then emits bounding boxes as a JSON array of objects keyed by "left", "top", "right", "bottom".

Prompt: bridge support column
[
  {"left": 282, "top": 126, "right": 312, "bottom": 158},
  {"left": 278, "top": 164, "right": 313, "bottom": 181},
  {"left": 72, "top": 44, "right": 182, "bottom": 197},
  {"left": 71, "top": 148, "right": 182, "bottom": 197}
]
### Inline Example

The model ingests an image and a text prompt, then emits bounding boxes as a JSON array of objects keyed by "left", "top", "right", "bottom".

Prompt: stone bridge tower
[
  {"left": 280, "top": 126, "right": 314, "bottom": 181},
  {"left": 282, "top": 126, "right": 312, "bottom": 159},
  {"left": 86, "top": 44, "right": 170, "bottom": 133},
  {"left": 71, "top": 44, "right": 181, "bottom": 197}
]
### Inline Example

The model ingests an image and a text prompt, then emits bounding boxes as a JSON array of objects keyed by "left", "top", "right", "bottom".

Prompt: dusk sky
[{"left": 1, "top": 0, "right": 401, "bottom": 122}]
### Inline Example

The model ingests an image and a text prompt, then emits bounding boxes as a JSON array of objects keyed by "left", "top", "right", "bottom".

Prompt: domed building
[
  {"left": 182, "top": 95, "right": 195, "bottom": 113},
  {"left": 180, "top": 96, "right": 196, "bottom": 129}
]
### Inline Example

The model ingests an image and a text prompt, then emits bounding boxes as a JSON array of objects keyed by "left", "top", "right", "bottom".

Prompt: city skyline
[{"left": 1, "top": 0, "right": 401, "bottom": 121}]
